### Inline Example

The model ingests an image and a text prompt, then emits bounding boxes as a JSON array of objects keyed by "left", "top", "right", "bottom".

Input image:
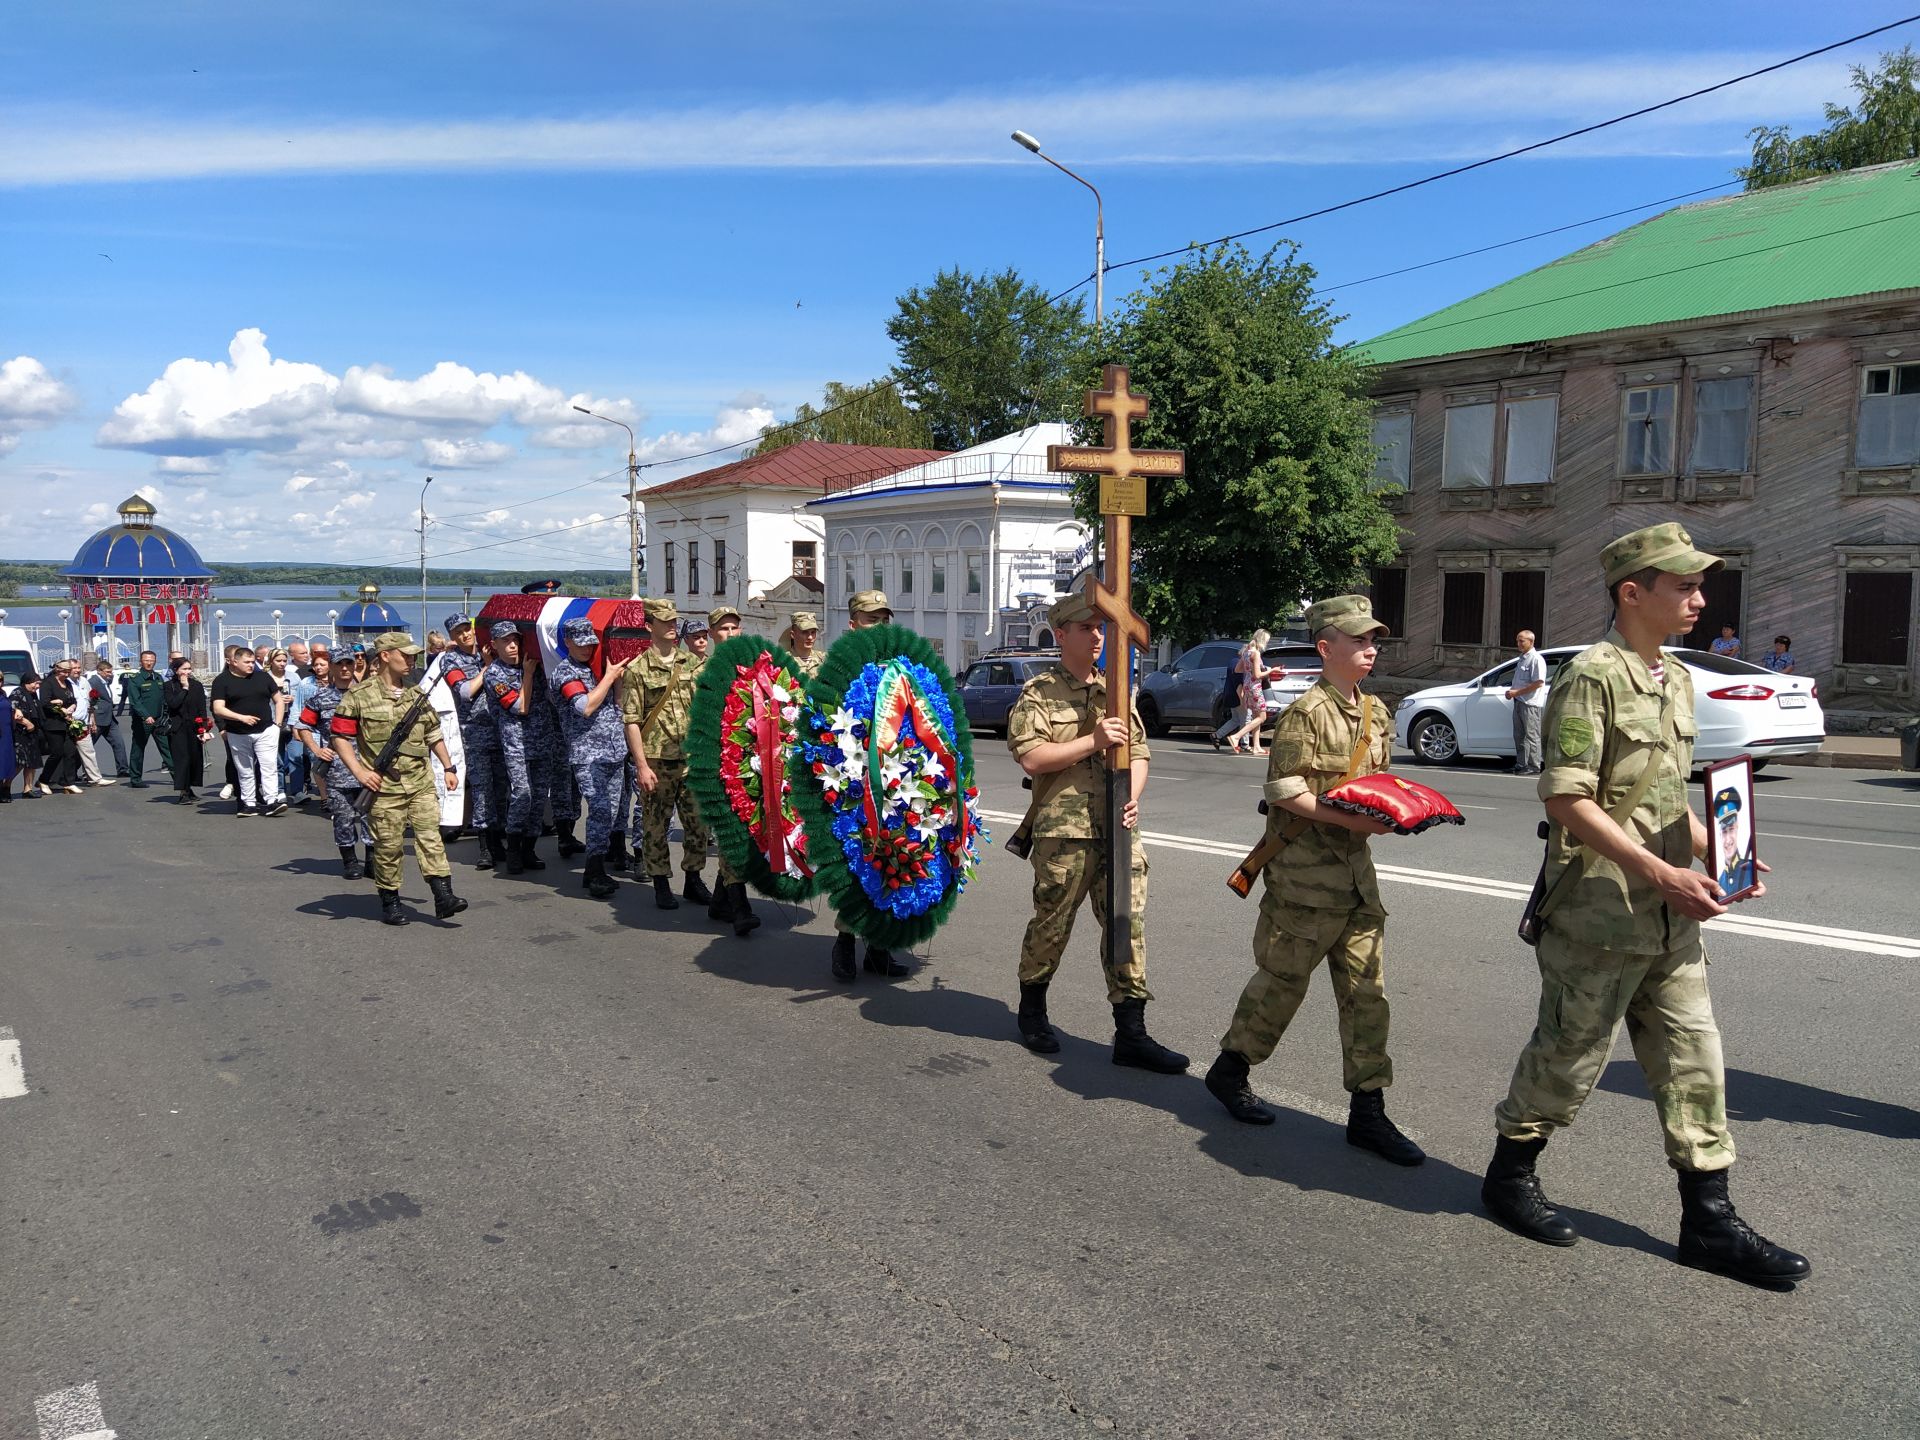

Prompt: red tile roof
[{"left": 640, "top": 440, "right": 951, "bottom": 497}]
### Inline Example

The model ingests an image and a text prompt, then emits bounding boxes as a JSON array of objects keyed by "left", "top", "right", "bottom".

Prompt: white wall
[{"left": 640, "top": 486, "right": 822, "bottom": 608}]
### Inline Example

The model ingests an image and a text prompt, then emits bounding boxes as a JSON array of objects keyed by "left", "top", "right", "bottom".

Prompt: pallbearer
[
  {"left": 550, "top": 616, "right": 633, "bottom": 899},
  {"left": 483, "top": 621, "right": 545, "bottom": 874},
  {"left": 1005, "top": 590, "right": 1186, "bottom": 1073}
]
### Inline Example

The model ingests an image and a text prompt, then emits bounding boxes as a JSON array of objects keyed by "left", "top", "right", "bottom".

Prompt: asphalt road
[{"left": 4, "top": 736, "right": 1918, "bottom": 1439}]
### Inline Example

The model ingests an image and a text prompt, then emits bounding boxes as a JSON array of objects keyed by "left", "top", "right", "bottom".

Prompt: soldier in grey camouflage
[
  {"left": 550, "top": 615, "right": 633, "bottom": 899},
  {"left": 1004, "top": 590, "right": 1187, "bottom": 1074},
  {"left": 1481, "top": 521, "right": 1810, "bottom": 1287},
  {"left": 1203, "top": 594, "right": 1424, "bottom": 1165},
  {"left": 621, "top": 598, "right": 716, "bottom": 911}
]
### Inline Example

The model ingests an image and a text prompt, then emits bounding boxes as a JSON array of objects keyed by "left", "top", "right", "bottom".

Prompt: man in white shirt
[{"left": 1504, "top": 630, "right": 1548, "bottom": 776}]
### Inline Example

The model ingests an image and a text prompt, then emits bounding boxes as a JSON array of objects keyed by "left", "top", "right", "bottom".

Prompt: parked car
[
  {"left": 1137, "top": 642, "right": 1323, "bottom": 736},
  {"left": 957, "top": 652, "right": 1059, "bottom": 735},
  {"left": 1394, "top": 645, "right": 1825, "bottom": 767}
]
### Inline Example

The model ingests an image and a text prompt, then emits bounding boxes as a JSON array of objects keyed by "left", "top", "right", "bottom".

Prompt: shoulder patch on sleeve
[{"left": 1558, "top": 715, "right": 1595, "bottom": 758}]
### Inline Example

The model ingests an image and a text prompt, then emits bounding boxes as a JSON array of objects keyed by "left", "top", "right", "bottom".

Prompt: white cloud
[
  {"left": 419, "top": 436, "right": 515, "bottom": 468},
  {"left": 633, "top": 402, "right": 775, "bottom": 465},
  {"left": 156, "top": 454, "right": 224, "bottom": 475},
  {"left": 0, "top": 54, "right": 1858, "bottom": 187},
  {"left": 0, "top": 355, "right": 80, "bottom": 455}
]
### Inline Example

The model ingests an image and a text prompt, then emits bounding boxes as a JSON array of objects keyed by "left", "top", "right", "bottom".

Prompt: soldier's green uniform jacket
[
  {"left": 122, "top": 667, "right": 166, "bottom": 719},
  {"left": 791, "top": 652, "right": 823, "bottom": 681},
  {"left": 1535, "top": 627, "right": 1698, "bottom": 954},
  {"left": 620, "top": 646, "right": 705, "bottom": 757},
  {"left": 1005, "top": 664, "right": 1149, "bottom": 835},
  {"left": 333, "top": 675, "right": 444, "bottom": 788},
  {"left": 1261, "top": 680, "right": 1395, "bottom": 914}
]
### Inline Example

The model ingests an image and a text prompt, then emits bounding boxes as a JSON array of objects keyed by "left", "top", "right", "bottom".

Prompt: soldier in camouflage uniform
[
  {"left": 780, "top": 610, "right": 822, "bottom": 679},
  {"left": 482, "top": 622, "right": 546, "bottom": 875},
  {"left": 1004, "top": 590, "right": 1187, "bottom": 1073},
  {"left": 294, "top": 651, "right": 370, "bottom": 877},
  {"left": 830, "top": 590, "right": 911, "bottom": 981},
  {"left": 331, "top": 632, "right": 468, "bottom": 927},
  {"left": 698, "top": 605, "right": 760, "bottom": 935},
  {"left": 1203, "top": 595, "right": 1422, "bottom": 1164},
  {"left": 1482, "top": 522, "right": 1809, "bottom": 1286},
  {"left": 428, "top": 615, "right": 503, "bottom": 872},
  {"left": 549, "top": 615, "right": 633, "bottom": 899},
  {"left": 621, "top": 598, "right": 717, "bottom": 912}
]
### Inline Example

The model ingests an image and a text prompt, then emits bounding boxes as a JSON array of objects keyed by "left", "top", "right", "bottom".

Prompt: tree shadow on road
[{"left": 1601, "top": 1060, "right": 1920, "bottom": 1140}]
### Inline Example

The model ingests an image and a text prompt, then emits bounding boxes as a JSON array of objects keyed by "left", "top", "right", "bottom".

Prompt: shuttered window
[
  {"left": 1441, "top": 572, "right": 1486, "bottom": 645},
  {"left": 1842, "top": 571, "right": 1913, "bottom": 665}
]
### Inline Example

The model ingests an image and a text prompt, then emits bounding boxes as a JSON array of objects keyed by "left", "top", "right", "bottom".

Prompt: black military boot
[
  {"left": 1016, "top": 983, "right": 1061, "bottom": 1054},
  {"left": 652, "top": 875, "right": 681, "bottom": 910},
  {"left": 582, "top": 855, "right": 618, "bottom": 899},
  {"left": 1110, "top": 999, "right": 1189, "bottom": 1073},
  {"left": 1676, "top": 1169, "right": 1811, "bottom": 1285},
  {"left": 487, "top": 828, "right": 509, "bottom": 873},
  {"left": 556, "top": 823, "right": 585, "bottom": 858},
  {"left": 427, "top": 875, "right": 468, "bottom": 918},
  {"left": 607, "top": 832, "right": 630, "bottom": 873},
  {"left": 1205, "top": 1050, "right": 1276, "bottom": 1124},
  {"left": 378, "top": 888, "right": 409, "bottom": 926},
  {"left": 830, "top": 932, "right": 857, "bottom": 982},
  {"left": 730, "top": 884, "right": 761, "bottom": 937},
  {"left": 339, "top": 845, "right": 363, "bottom": 881},
  {"left": 707, "top": 880, "right": 735, "bottom": 923},
  {"left": 474, "top": 831, "right": 495, "bottom": 871},
  {"left": 504, "top": 834, "right": 526, "bottom": 875},
  {"left": 1482, "top": 1135, "right": 1579, "bottom": 1246},
  {"left": 682, "top": 870, "right": 715, "bottom": 906},
  {"left": 863, "top": 945, "right": 909, "bottom": 978},
  {"left": 519, "top": 834, "right": 546, "bottom": 871},
  {"left": 1347, "top": 1087, "right": 1425, "bottom": 1166}
]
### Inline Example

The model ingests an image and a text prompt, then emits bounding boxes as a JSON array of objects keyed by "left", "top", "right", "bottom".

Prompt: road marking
[
  {"left": 0, "top": 1026, "right": 25, "bottom": 1100},
  {"left": 34, "top": 1381, "right": 117, "bottom": 1440},
  {"left": 980, "top": 810, "right": 1920, "bottom": 959},
  {"left": 1760, "top": 830, "right": 1920, "bottom": 853},
  {"left": 1769, "top": 793, "right": 1920, "bottom": 809}
]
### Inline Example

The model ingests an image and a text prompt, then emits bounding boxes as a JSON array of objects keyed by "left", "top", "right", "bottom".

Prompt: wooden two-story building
[{"left": 1362, "top": 160, "right": 1920, "bottom": 723}]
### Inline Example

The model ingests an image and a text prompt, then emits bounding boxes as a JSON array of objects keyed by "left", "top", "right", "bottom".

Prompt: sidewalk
[{"left": 1775, "top": 736, "right": 1906, "bottom": 772}]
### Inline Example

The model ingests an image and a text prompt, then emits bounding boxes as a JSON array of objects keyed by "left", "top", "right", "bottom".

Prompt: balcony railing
[{"left": 819, "top": 453, "right": 1065, "bottom": 497}]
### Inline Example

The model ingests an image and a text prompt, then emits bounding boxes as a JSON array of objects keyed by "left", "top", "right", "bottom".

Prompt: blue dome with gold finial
[
  {"left": 337, "top": 582, "right": 408, "bottom": 639},
  {"left": 62, "top": 494, "right": 214, "bottom": 581}
]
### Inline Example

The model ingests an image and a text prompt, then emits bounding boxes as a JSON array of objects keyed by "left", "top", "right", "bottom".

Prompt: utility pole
[
  {"left": 573, "top": 405, "right": 641, "bottom": 598},
  {"left": 418, "top": 475, "right": 433, "bottom": 640}
]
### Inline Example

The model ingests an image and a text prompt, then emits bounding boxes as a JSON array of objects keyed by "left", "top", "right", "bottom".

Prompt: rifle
[{"left": 349, "top": 670, "right": 446, "bottom": 818}]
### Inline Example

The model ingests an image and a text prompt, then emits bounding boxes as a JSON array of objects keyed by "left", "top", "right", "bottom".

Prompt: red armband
[
  {"left": 330, "top": 715, "right": 360, "bottom": 737},
  {"left": 493, "top": 684, "right": 521, "bottom": 709},
  {"left": 445, "top": 667, "right": 467, "bottom": 686},
  {"left": 560, "top": 678, "right": 589, "bottom": 701},
  {"left": 299, "top": 706, "right": 320, "bottom": 729}
]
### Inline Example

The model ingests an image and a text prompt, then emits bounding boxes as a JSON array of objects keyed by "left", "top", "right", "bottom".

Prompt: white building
[
  {"left": 639, "top": 439, "right": 947, "bottom": 629},
  {"left": 807, "top": 424, "right": 1091, "bottom": 666}
]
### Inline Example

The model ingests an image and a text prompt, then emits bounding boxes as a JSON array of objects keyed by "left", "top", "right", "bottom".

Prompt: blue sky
[{"left": 0, "top": 2, "right": 1905, "bottom": 569}]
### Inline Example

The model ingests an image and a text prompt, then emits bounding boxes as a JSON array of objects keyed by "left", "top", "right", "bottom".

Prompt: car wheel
[
  {"left": 1137, "top": 695, "right": 1168, "bottom": 739},
  {"left": 1409, "top": 714, "right": 1460, "bottom": 764}
]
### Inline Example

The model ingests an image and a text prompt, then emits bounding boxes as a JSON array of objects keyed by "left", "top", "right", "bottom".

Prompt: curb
[{"left": 1774, "top": 751, "right": 1906, "bottom": 772}]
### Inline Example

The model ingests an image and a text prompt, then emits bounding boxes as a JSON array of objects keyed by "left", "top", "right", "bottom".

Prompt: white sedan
[{"left": 1394, "top": 646, "right": 1825, "bottom": 768}]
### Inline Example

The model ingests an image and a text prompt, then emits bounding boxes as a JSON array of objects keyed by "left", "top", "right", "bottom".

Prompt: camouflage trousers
[
  {"left": 1222, "top": 901, "right": 1392, "bottom": 1092},
  {"left": 641, "top": 758, "right": 711, "bottom": 876},
  {"left": 465, "top": 737, "right": 503, "bottom": 832},
  {"left": 367, "top": 778, "right": 449, "bottom": 891},
  {"left": 498, "top": 724, "right": 548, "bottom": 838},
  {"left": 1017, "top": 835, "right": 1151, "bottom": 1004},
  {"left": 1496, "top": 929, "right": 1732, "bottom": 1171},
  {"left": 574, "top": 750, "right": 624, "bottom": 855},
  {"left": 325, "top": 780, "right": 372, "bottom": 850}
]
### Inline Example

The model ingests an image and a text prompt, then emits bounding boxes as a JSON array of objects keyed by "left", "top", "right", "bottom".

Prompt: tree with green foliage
[
  {"left": 753, "top": 379, "right": 933, "bottom": 455},
  {"left": 1072, "top": 242, "right": 1398, "bottom": 647},
  {"left": 887, "top": 267, "right": 1092, "bottom": 451},
  {"left": 1741, "top": 47, "right": 1920, "bottom": 189}
]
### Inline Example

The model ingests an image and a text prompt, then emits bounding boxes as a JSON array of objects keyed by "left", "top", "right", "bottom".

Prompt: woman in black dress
[
  {"left": 38, "top": 668, "right": 82, "bottom": 793},
  {"left": 162, "top": 657, "right": 210, "bottom": 804},
  {"left": 11, "top": 673, "right": 46, "bottom": 797}
]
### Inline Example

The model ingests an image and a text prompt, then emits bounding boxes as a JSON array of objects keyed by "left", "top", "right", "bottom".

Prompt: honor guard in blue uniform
[
  {"left": 296, "top": 667, "right": 371, "bottom": 877},
  {"left": 517, "top": 579, "right": 582, "bottom": 858},
  {"left": 549, "top": 615, "right": 633, "bottom": 898},
  {"left": 484, "top": 620, "right": 546, "bottom": 874},
  {"left": 430, "top": 614, "right": 503, "bottom": 872}
]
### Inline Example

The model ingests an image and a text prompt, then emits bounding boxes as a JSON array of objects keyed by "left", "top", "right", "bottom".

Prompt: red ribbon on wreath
[{"left": 750, "top": 667, "right": 788, "bottom": 873}]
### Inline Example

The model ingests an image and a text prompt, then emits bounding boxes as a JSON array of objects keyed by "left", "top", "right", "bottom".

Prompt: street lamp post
[
  {"left": 58, "top": 609, "right": 70, "bottom": 659},
  {"left": 573, "top": 405, "right": 642, "bottom": 599},
  {"left": 418, "top": 475, "right": 434, "bottom": 641},
  {"left": 1012, "top": 130, "right": 1104, "bottom": 332}
]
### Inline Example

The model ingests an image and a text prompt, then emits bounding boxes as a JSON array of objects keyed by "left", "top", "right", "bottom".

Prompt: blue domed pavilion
[
  {"left": 336, "top": 583, "right": 410, "bottom": 648},
  {"left": 62, "top": 494, "right": 217, "bottom": 660}
]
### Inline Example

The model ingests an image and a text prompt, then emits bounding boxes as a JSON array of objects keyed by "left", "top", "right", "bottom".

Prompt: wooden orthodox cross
[{"left": 1047, "top": 364, "right": 1184, "bottom": 977}]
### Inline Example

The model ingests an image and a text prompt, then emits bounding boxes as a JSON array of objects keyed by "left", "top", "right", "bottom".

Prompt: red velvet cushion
[{"left": 1321, "top": 775, "right": 1465, "bottom": 835}]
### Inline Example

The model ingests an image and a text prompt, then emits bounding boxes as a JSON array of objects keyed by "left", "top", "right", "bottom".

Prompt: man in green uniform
[
  {"left": 1202, "top": 595, "right": 1423, "bottom": 1164},
  {"left": 783, "top": 611, "right": 822, "bottom": 679},
  {"left": 1482, "top": 522, "right": 1809, "bottom": 1286},
  {"left": 622, "top": 598, "right": 716, "bottom": 912},
  {"left": 332, "top": 632, "right": 468, "bottom": 927},
  {"left": 1004, "top": 590, "right": 1187, "bottom": 1073},
  {"left": 698, "top": 603, "right": 760, "bottom": 935},
  {"left": 122, "top": 649, "right": 171, "bottom": 788}
]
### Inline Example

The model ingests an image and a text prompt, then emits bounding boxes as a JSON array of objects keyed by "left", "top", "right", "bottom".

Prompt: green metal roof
[{"left": 1361, "top": 161, "right": 1920, "bottom": 365}]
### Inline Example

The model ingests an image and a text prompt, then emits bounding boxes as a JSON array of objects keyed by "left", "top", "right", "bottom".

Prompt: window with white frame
[
  {"left": 1691, "top": 376, "right": 1753, "bottom": 474},
  {"left": 712, "top": 539, "right": 726, "bottom": 596},
  {"left": 900, "top": 553, "right": 915, "bottom": 596},
  {"left": 964, "top": 551, "right": 984, "bottom": 602},
  {"left": 686, "top": 540, "right": 701, "bottom": 595},
  {"left": 870, "top": 557, "right": 885, "bottom": 591},
  {"left": 1622, "top": 384, "right": 1676, "bottom": 474},
  {"left": 664, "top": 541, "right": 676, "bottom": 594},
  {"left": 929, "top": 554, "right": 947, "bottom": 608},
  {"left": 841, "top": 555, "right": 855, "bottom": 605},
  {"left": 1442, "top": 402, "right": 1494, "bottom": 488},
  {"left": 1858, "top": 362, "right": 1920, "bottom": 468},
  {"left": 1371, "top": 410, "right": 1413, "bottom": 490}
]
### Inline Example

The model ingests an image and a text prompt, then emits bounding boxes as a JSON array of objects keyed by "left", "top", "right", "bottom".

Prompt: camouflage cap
[
  {"left": 1306, "top": 594, "right": 1389, "bottom": 638},
  {"left": 444, "top": 613, "right": 474, "bottom": 635},
  {"left": 788, "top": 610, "right": 820, "bottom": 632},
  {"left": 707, "top": 604, "right": 742, "bottom": 626},
  {"left": 681, "top": 617, "right": 709, "bottom": 637},
  {"left": 1601, "top": 522, "right": 1724, "bottom": 586},
  {"left": 371, "top": 631, "right": 423, "bottom": 657},
  {"left": 643, "top": 597, "right": 679, "bottom": 624},
  {"left": 561, "top": 616, "right": 599, "bottom": 645},
  {"left": 1048, "top": 589, "right": 1099, "bottom": 628},
  {"left": 488, "top": 619, "right": 519, "bottom": 642},
  {"left": 849, "top": 588, "right": 892, "bottom": 617}
]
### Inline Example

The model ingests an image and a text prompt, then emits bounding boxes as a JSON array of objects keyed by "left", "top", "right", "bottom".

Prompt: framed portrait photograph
[{"left": 1703, "top": 754, "right": 1759, "bottom": 902}]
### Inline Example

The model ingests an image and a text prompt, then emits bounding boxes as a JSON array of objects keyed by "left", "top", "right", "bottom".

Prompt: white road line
[
  {"left": 1770, "top": 793, "right": 1920, "bottom": 810},
  {"left": 0, "top": 1026, "right": 26, "bottom": 1100},
  {"left": 978, "top": 810, "right": 1920, "bottom": 959},
  {"left": 34, "top": 1381, "right": 117, "bottom": 1440},
  {"left": 1760, "top": 830, "right": 1920, "bottom": 853}
]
